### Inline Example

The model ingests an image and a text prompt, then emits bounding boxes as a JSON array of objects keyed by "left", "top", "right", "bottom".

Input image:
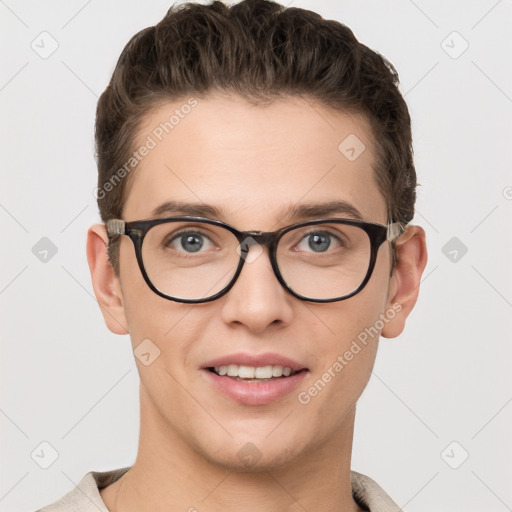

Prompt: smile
[
  {"left": 209, "top": 364, "right": 297, "bottom": 379},
  {"left": 202, "top": 353, "right": 309, "bottom": 405}
]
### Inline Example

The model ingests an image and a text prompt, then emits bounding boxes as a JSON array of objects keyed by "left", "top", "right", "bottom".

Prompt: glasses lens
[
  {"left": 276, "top": 222, "right": 371, "bottom": 300},
  {"left": 141, "top": 221, "right": 240, "bottom": 301}
]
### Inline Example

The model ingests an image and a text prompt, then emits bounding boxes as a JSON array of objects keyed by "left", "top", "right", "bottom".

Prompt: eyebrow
[
  {"left": 151, "top": 200, "right": 364, "bottom": 222},
  {"left": 280, "top": 200, "right": 364, "bottom": 222}
]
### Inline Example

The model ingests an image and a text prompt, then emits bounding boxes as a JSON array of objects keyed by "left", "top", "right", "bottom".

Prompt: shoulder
[
  {"left": 35, "top": 467, "right": 396, "bottom": 512},
  {"left": 35, "top": 467, "right": 130, "bottom": 512},
  {"left": 351, "top": 470, "right": 401, "bottom": 512}
]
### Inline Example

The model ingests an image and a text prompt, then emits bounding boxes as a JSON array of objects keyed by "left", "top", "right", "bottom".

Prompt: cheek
[
  {"left": 116, "top": 241, "right": 183, "bottom": 362},
  {"left": 296, "top": 303, "right": 385, "bottom": 439},
  {"left": 121, "top": 289, "right": 203, "bottom": 363},
  {"left": 117, "top": 242, "right": 214, "bottom": 376},
  {"left": 310, "top": 255, "right": 391, "bottom": 357},
  {"left": 300, "top": 245, "right": 392, "bottom": 410}
]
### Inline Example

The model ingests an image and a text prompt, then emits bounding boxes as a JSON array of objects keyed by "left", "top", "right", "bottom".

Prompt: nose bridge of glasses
[{"left": 238, "top": 230, "right": 276, "bottom": 254}]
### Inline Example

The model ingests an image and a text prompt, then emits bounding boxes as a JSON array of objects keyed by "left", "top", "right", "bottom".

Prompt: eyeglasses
[{"left": 106, "top": 216, "right": 404, "bottom": 304}]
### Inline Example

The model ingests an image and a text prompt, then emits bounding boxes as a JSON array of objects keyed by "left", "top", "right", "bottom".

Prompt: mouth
[
  {"left": 201, "top": 354, "right": 309, "bottom": 405},
  {"left": 207, "top": 364, "right": 304, "bottom": 381}
]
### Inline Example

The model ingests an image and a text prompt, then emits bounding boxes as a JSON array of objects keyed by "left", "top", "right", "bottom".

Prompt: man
[{"left": 37, "top": 0, "right": 427, "bottom": 510}]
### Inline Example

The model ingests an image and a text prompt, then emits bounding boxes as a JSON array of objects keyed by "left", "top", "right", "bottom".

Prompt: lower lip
[{"left": 202, "top": 369, "right": 308, "bottom": 406}]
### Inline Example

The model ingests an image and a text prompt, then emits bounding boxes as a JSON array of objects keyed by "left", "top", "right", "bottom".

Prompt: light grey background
[{"left": 1, "top": 1, "right": 511, "bottom": 511}]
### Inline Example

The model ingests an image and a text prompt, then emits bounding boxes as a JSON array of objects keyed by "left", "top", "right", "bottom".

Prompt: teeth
[
  {"left": 239, "top": 365, "right": 255, "bottom": 379},
  {"left": 272, "top": 365, "right": 284, "bottom": 377},
  {"left": 255, "top": 365, "right": 272, "bottom": 379},
  {"left": 212, "top": 364, "right": 296, "bottom": 379},
  {"left": 227, "top": 364, "right": 238, "bottom": 377}
]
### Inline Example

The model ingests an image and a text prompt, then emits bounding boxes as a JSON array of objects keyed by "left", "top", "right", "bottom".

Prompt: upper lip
[{"left": 202, "top": 352, "right": 308, "bottom": 372}]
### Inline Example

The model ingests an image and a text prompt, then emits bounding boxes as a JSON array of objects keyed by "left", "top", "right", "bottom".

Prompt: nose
[{"left": 219, "top": 244, "right": 294, "bottom": 333}]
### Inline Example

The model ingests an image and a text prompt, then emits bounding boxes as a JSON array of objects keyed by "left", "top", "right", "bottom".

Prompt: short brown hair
[{"left": 95, "top": 0, "right": 416, "bottom": 273}]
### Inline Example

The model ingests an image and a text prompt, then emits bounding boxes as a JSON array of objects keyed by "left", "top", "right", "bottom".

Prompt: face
[{"left": 106, "top": 94, "right": 400, "bottom": 470}]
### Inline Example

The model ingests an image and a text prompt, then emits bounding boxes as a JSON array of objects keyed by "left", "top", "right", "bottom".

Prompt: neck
[{"left": 101, "top": 386, "right": 363, "bottom": 512}]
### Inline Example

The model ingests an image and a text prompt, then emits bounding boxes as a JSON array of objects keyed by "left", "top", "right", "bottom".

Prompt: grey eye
[{"left": 169, "top": 231, "right": 213, "bottom": 253}]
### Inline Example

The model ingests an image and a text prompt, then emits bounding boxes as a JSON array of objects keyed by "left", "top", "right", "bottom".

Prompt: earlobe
[
  {"left": 381, "top": 225, "right": 428, "bottom": 339},
  {"left": 86, "top": 224, "right": 129, "bottom": 335}
]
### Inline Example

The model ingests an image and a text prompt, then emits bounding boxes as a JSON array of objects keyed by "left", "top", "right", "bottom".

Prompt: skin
[{"left": 87, "top": 93, "right": 427, "bottom": 512}]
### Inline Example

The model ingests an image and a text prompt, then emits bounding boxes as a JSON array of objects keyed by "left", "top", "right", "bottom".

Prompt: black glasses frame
[{"left": 106, "top": 216, "right": 404, "bottom": 304}]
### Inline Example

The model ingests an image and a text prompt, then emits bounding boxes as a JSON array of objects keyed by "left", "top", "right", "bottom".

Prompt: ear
[
  {"left": 86, "top": 224, "right": 129, "bottom": 335},
  {"left": 381, "top": 225, "right": 428, "bottom": 339}
]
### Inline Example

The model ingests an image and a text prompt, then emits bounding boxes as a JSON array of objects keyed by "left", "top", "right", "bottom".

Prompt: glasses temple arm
[
  {"left": 106, "top": 219, "right": 126, "bottom": 236},
  {"left": 386, "top": 222, "right": 407, "bottom": 241}
]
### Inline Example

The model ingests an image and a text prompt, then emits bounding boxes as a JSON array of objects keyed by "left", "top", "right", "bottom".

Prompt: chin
[
  {"left": 207, "top": 447, "right": 303, "bottom": 473},
  {"left": 196, "top": 431, "right": 310, "bottom": 473}
]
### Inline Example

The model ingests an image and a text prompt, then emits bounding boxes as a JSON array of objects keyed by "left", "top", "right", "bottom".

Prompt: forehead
[{"left": 123, "top": 94, "right": 387, "bottom": 227}]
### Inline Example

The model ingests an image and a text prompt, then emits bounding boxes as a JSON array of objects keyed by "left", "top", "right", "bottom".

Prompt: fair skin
[{"left": 87, "top": 93, "right": 427, "bottom": 512}]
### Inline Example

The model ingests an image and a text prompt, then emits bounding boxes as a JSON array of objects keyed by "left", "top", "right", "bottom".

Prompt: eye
[
  {"left": 167, "top": 231, "right": 214, "bottom": 253},
  {"left": 296, "top": 231, "right": 342, "bottom": 253}
]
